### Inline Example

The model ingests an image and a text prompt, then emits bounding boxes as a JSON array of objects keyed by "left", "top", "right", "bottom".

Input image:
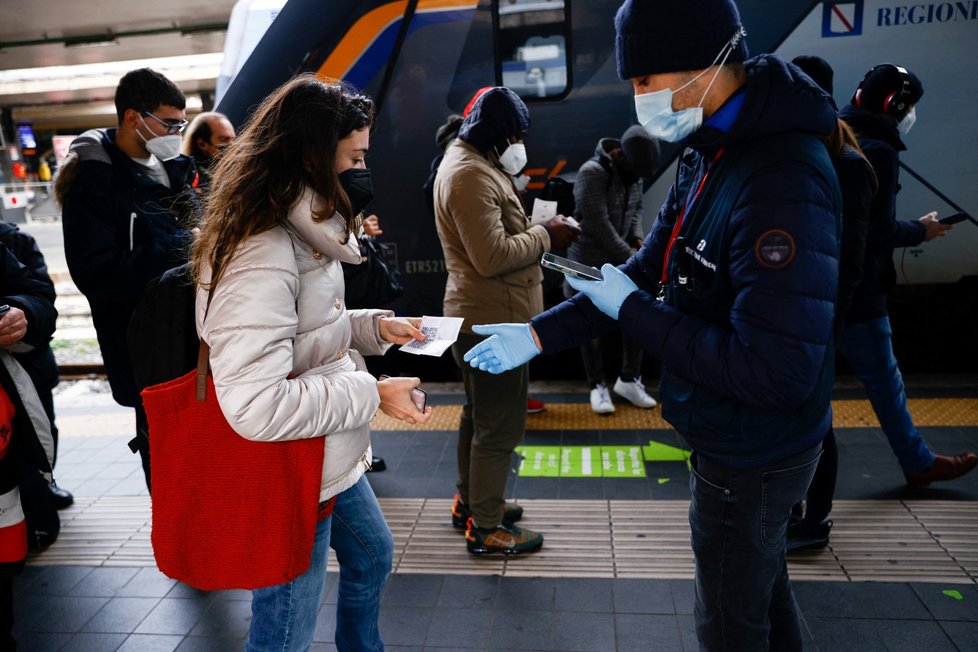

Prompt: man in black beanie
[{"left": 461, "top": 1, "right": 843, "bottom": 648}]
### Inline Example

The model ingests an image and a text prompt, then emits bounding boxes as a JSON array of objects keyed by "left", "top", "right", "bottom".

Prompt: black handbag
[{"left": 342, "top": 238, "right": 403, "bottom": 309}]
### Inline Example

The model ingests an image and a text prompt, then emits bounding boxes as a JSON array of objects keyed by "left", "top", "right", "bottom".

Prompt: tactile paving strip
[
  {"left": 368, "top": 398, "right": 978, "bottom": 431},
  {"left": 29, "top": 497, "right": 978, "bottom": 585},
  {"left": 58, "top": 399, "right": 978, "bottom": 436}
]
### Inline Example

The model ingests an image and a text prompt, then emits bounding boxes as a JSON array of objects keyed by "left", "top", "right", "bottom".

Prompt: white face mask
[
  {"left": 897, "top": 106, "right": 916, "bottom": 136},
  {"left": 633, "top": 28, "right": 745, "bottom": 143},
  {"left": 137, "top": 116, "right": 184, "bottom": 161},
  {"left": 497, "top": 142, "right": 528, "bottom": 175}
]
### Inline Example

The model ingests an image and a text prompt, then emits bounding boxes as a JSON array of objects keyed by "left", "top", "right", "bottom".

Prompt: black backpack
[
  {"left": 539, "top": 156, "right": 614, "bottom": 219},
  {"left": 127, "top": 264, "right": 199, "bottom": 393},
  {"left": 342, "top": 238, "right": 403, "bottom": 309}
]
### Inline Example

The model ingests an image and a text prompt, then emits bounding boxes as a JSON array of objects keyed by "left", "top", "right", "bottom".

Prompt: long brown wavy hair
[
  {"left": 190, "top": 74, "right": 374, "bottom": 289},
  {"left": 824, "top": 117, "right": 878, "bottom": 191}
]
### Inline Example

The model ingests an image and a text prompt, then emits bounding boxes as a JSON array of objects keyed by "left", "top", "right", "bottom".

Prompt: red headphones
[{"left": 853, "top": 64, "right": 913, "bottom": 117}]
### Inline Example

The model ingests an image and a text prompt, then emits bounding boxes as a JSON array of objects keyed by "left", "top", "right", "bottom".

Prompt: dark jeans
[
  {"left": 35, "top": 384, "right": 59, "bottom": 469},
  {"left": 690, "top": 444, "right": 821, "bottom": 651},
  {"left": 840, "top": 316, "right": 933, "bottom": 473},
  {"left": 580, "top": 333, "right": 643, "bottom": 387},
  {"left": 800, "top": 429, "right": 838, "bottom": 525},
  {"left": 452, "top": 332, "right": 528, "bottom": 528}
]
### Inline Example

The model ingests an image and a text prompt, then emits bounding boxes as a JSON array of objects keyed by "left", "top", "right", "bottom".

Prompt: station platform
[{"left": 13, "top": 377, "right": 978, "bottom": 651}]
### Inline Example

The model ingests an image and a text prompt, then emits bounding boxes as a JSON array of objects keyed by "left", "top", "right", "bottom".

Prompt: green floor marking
[
  {"left": 601, "top": 446, "right": 646, "bottom": 477},
  {"left": 560, "top": 446, "right": 602, "bottom": 477},
  {"left": 642, "top": 441, "right": 692, "bottom": 462},
  {"left": 943, "top": 590, "right": 964, "bottom": 601},
  {"left": 515, "top": 446, "right": 560, "bottom": 477}
]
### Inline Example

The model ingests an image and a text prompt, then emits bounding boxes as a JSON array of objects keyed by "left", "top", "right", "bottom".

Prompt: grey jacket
[{"left": 567, "top": 138, "right": 644, "bottom": 269}]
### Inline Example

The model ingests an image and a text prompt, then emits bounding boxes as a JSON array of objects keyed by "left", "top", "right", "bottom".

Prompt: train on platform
[{"left": 217, "top": 0, "right": 978, "bottom": 377}]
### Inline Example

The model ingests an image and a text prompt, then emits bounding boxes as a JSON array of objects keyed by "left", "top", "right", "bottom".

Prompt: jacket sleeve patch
[{"left": 754, "top": 229, "right": 796, "bottom": 269}]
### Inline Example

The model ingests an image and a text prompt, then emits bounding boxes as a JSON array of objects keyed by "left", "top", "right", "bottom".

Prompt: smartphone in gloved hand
[{"left": 540, "top": 253, "right": 603, "bottom": 281}]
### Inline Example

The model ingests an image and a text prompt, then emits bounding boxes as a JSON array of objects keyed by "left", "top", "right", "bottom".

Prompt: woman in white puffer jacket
[{"left": 190, "top": 75, "right": 431, "bottom": 652}]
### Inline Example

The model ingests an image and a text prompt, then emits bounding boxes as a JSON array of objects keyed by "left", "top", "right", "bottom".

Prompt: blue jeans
[
  {"left": 839, "top": 316, "right": 934, "bottom": 473},
  {"left": 246, "top": 475, "right": 393, "bottom": 652},
  {"left": 689, "top": 445, "right": 821, "bottom": 651}
]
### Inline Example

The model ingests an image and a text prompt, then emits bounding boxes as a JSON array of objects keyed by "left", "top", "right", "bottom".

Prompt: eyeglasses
[{"left": 141, "top": 111, "right": 189, "bottom": 135}]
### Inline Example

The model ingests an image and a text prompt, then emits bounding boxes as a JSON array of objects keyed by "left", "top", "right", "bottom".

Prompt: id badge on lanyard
[{"left": 657, "top": 148, "right": 725, "bottom": 301}]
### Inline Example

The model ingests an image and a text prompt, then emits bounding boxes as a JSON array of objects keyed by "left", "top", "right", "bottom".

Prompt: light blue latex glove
[
  {"left": 566, "top": 263, "right": 638, "bottom": 320},
  {"left": 463, "top": 323, "right": 541, "bottom": 374}
]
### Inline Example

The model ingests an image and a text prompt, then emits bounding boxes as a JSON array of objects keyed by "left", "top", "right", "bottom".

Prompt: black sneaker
[
  {"left": 366, "top": 456, "right": 386, "bottom": 473},
  {"left": 786, "top": 519, "right": 832, "bottom": 552},
  {"left": 465, "top": 519, "right": 543, "bottom": 555},
  {"left": 451, "top": 494, "right": 523, "bottom": 530}
]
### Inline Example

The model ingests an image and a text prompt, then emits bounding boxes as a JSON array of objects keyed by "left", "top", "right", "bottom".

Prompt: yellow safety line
[{"left": 369, "top": 398, "right": 978, "bottom": 431}]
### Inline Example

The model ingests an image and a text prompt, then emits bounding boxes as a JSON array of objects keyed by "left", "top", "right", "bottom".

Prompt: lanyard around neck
[{"left": 660, "top": 148, "right": 725, "bottom": 285}]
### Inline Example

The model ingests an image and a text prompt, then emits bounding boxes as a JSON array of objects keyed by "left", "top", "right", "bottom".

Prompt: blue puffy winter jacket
[{"left": 533, "top": 55, "right": 842, "bottom": 468}]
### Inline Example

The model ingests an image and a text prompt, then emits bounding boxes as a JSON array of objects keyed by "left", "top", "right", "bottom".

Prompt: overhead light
[{"left": 0, "top": 53, "right": 224, "bottom": 97}]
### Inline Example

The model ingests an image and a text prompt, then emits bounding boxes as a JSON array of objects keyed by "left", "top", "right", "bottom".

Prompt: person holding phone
[
  {"left": 462, "top": 1, "right": 844, "bottom": 647},
  {"left": 189, "top": 75, "right": 431, "bottom": 652},
  {"left": 433, "top": 87, "right": 580, "bottom": 555},
  {"left": 840, "top": 64, "right": 975, "bottom": 488}
]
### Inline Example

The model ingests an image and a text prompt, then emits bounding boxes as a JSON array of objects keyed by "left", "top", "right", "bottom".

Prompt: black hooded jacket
[
  {"left": 840, "top": 106, "right": 926, "bottom": 324},
  {"left": 58, "top": 128, "right": 199, "bottom": 406},
  {"left": 0, "top": 223, "right": 59, "bottom": 391}
]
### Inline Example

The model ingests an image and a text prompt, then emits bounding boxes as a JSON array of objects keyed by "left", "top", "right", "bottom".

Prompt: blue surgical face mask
[{"left": 633, "top": 28, "right": 746, "bottom": 143}]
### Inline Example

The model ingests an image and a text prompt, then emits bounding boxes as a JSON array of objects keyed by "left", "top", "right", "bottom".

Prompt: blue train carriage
[{"left": 219, "top": 0, "right": 978, "bottom": 373}]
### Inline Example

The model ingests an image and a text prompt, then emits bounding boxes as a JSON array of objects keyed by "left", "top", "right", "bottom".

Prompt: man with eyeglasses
[{"left": 56, "top": 68, "right": 201, "bottom": 492}]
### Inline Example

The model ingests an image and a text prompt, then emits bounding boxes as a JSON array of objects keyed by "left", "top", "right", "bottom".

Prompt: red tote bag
[{"left": 142, "top": 342, "right": 325, "bottom": 591}]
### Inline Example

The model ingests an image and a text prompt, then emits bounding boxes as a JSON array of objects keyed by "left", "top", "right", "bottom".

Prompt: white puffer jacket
[{"left": 196, "top": 189, "right": 393, "bottom": 501}]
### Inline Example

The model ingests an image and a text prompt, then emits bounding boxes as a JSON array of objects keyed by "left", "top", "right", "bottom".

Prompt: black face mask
[{"left": 337, "top": 168, "right": 374, "bottom": 218}]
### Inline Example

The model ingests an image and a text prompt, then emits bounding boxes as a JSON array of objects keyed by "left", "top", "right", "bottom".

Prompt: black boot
[
  {"left": 48, "top": 481, "right": 74, "bottom": 510},
  {"left": 367, "top": 456, "right": 386, "bottom": 472}
]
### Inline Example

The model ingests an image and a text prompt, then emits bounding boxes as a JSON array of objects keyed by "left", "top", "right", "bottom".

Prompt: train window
[{"left": 494, "top": 0, "right": 569, "bottom": 99}]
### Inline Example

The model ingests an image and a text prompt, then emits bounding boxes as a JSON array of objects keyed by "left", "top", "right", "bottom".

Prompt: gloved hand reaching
[
  {"left": 566, "top": 263, "right": 639, "bottom": 320},
  {"left": 463, "top": 323, "right": 541, "bottom": 374}
]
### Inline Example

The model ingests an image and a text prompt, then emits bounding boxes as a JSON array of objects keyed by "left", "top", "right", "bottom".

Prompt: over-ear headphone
[{"left": 853, "top": 64, "right": 913, "bottom": 117}]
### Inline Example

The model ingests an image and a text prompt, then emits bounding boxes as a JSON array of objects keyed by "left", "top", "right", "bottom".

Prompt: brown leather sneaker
[{"left": 905, "top": 452, "right": 978, "bottom": 488}]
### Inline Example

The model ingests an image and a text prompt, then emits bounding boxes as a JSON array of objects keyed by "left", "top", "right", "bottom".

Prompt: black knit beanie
[
  {"left": 619, "top": 126, "right": 660, "bottom": 179},
  {"left": 852, "top": 64, "right": 923, "bottom": 119},
  {"left": 792, "top": 55, "right": 834, "bottom": 96},
  {"left": 614, "top": 0, "right": 749, "bottom": 80},
  {"left": 457, "top": 87, "right": 530, "bottom": 151}
]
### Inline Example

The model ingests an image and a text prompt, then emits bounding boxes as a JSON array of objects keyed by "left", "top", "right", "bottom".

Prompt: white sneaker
[
  {"left": 613, "top": 377, "right": 658, "bottom": 408},
  {"left": 590, "top": 384, "right": 615, "bottom": 414}
]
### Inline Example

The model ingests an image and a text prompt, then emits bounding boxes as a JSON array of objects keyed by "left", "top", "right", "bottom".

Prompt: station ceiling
[{"left": 0, "top": 0, "right": 238, "bottom": 128}]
